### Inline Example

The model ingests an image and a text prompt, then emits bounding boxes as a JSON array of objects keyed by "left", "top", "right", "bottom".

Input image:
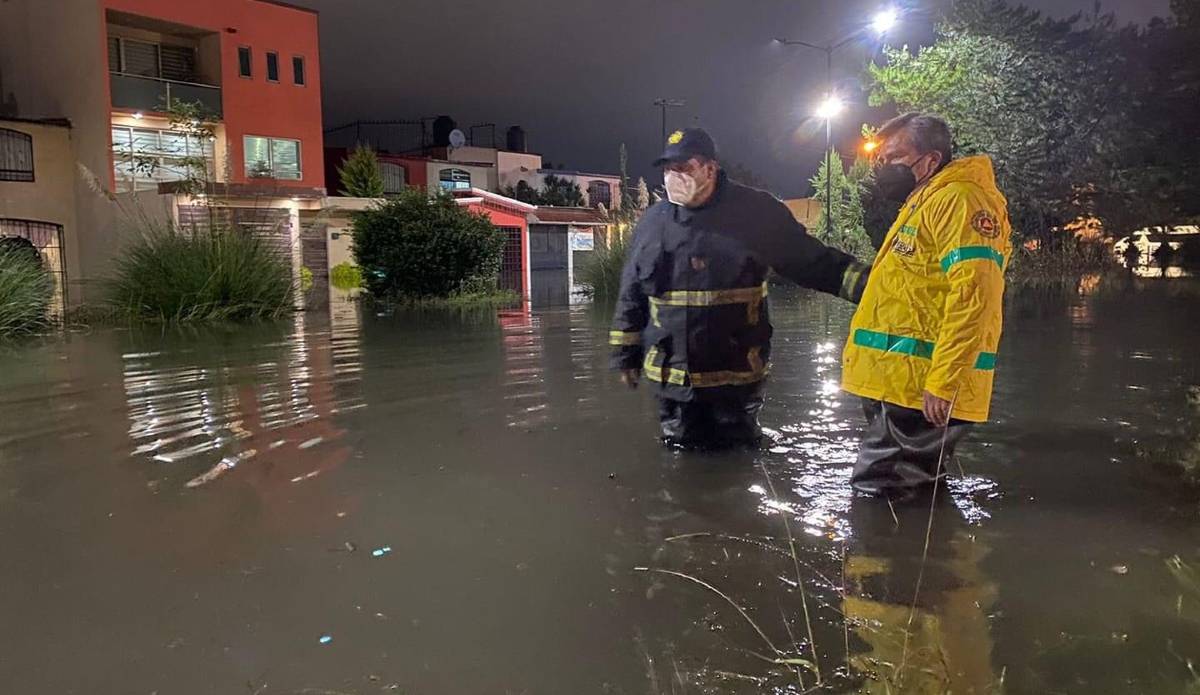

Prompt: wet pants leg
[
  {"left": 850, "top": 398, "right": 972, "bottom": 495},
  {"left": 658, "top": 397, "right": 763, "bottom": 449}
]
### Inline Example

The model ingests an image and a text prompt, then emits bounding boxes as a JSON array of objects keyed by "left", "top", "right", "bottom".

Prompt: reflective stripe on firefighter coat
[{"left": 611, "top": 171, "right": 868, "bottom": 403}]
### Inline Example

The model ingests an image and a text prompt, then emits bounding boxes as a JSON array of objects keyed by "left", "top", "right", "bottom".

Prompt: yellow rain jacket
[{"left": 842, "top": 155, "right": 1011, "bottom": 423}]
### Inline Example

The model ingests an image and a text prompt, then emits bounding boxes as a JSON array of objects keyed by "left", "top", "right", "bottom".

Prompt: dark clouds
[{"left": 296, "top": 0, "right": 1170, "bottom": 197}]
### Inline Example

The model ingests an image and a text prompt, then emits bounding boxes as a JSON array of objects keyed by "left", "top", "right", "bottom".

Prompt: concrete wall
[
  {"left": 0, "top": 120, "right": 82, "bottom": 300},
  {"left": 496, "top": 151, "right": 542, "bottom": 190},
  {"left": 784, "top": 198, "right": 822, "bottom": 230},
  {"left": 0, "top": 0, "right": 118, "bottom": 304}
]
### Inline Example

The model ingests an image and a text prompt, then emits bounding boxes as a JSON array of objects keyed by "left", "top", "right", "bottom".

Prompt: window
[
  {"left": 108, "top": 37, "right": 197, "bottom": 82},
  {"left": 587, "top": 180, "right": 612, "bottom": 208},
  {"left": 111, "top": 125, "right": 214, "bottom": 192},
  {"left": 160, "top": 44, "right": 197, "bottom": 83},
  {"left": 292, "top": 56, "right": 306, "bottom": 86},
  {"left": 244, "top": 135, "right": 301, "bottom": 180},
  {"left": 238, "top": 46, "right": 252, "bottom": 78},
  {"left": 0, "top": 128, "right": 35, "bottom": 182},
  {"left": 107, "top": 37, "right": 121, "bottom": 73},
  {"left": 439, "top": 168, "right": 471, "bottom": 190},
  {"left": 266, "top": 52, "right": 279, "bottom": 82},
  {"left": 122, "top": 39, "right": 160, "bottom": 77},
  {"left": 380, "top": 163, "right": 406, "bottom": 194}
]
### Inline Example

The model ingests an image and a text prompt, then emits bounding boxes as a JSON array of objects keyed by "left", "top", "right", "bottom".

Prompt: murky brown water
[{"left": 2, "top": 281, "right": 1200, "bottom": 694}]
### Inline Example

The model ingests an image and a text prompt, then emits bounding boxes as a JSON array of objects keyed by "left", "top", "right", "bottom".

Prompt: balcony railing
[{"left": 110, "top": 73, "right": 222, "bottom": 118}]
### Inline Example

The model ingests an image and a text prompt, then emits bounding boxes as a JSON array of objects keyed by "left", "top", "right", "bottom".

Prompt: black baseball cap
[{"left": 653, "top": 128, "right": 718, "bottom": 167}]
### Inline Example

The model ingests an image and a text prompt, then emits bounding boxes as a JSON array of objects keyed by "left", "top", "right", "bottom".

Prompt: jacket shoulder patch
[{"left": 971, "top": 210, "right": 1000, "bottom": 238}]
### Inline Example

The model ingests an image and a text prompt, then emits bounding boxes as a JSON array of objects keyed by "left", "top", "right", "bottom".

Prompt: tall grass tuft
[
  {"left": 108, "top": 226, "right": 294, "bottom": 322},
  {"left": 577, "top": 232, "right": 630, "bottom": 299},
  {"left": 0, "top": 241, "right": 54, "bottom": 335}
]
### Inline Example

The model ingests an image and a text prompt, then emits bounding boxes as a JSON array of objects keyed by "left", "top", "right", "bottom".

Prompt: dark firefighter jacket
[{"left": 610, "top": 171, "right": 869, "bottom": 403}]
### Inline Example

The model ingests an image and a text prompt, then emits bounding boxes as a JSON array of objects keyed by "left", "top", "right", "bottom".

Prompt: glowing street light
[
  {"left": 815, "top": 96, "right": 845, "bottom": 121},
  {"left": 873, "top": 8, "right": 899, "bottom": 36}
]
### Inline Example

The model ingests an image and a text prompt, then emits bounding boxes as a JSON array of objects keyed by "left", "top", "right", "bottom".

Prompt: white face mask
[{"left": 665, "top": 170, "right": 700, "bottom": 206}]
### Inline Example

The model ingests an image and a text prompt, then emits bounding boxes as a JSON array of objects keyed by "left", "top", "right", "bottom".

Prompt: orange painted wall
[{"left": 103, "top": 0, "right": 325, "bottom": 189}]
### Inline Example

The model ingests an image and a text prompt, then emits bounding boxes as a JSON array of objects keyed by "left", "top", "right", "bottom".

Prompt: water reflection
[
  {"left": 3, "top": 284, "right": 1200, "bottom": 693},
  {"left": 123, "top": 309, "right": 365, "bottom": 488}
]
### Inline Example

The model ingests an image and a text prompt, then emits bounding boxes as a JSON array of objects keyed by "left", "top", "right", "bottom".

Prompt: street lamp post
[
  {"left": 777, "top": 8, "right": 897, "bottom": 239},
  {"left": 653, "top": 98, "right": 686, "bottom": 144}
]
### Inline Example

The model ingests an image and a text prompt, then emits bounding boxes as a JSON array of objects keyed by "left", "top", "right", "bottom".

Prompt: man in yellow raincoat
[{"left": 843, "top": 113, "right": 1011, "bottom": 497}]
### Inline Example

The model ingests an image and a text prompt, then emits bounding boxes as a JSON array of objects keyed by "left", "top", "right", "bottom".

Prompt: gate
[
  {"left": 0, "top": 219, "right": 67, "bottom": 315},
  {"left": 498, "top": 226, "right": 523, "bottom": 294}
]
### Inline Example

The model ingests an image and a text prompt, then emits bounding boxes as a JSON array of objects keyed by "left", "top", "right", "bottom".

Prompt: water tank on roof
[
  {"left": 432, "top": 116, "right": 457, "bottom": 147},
  {"left": 507, "top": 125, "right": 527, "bottom": 153}
]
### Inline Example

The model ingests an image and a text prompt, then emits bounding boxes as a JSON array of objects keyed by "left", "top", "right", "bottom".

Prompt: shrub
[
  {"left": 577, "top": 232, "right": 629, "bottom": 299},
  {"left": 338, "top": 144, "right": 385, "bottom": 198},
  {"left": 0, "top": 239, "right": 54, "bottom": 335},
  {"left": 352, "top": 188, "right": 507, "bottom": 299},
  {"left": 108, "top": 225, "right": 294, "bottom": 322},
  {"left": 330, "top": 262, "right": 364, "bottom": 291}
]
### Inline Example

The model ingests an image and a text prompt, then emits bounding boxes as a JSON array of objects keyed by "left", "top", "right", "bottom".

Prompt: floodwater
[{"left": 2, "top": 280, "right": 1200, "bottom": 694}]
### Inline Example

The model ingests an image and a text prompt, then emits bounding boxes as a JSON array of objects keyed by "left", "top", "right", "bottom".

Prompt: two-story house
[{"left": 0, "top": 0, "right": 325, "bottom": 305}]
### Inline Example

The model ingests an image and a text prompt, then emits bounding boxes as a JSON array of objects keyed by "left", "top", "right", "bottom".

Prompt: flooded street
[{"left": 3, "top": 282, "right": 1200, "bottom": 694}]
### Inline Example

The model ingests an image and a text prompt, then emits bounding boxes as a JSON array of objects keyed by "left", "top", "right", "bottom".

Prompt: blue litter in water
[
  {"left": 372, "top": 546, "right": 393, "bottom": 557},
  {"left": 319, "top": 635, "right": 333, "bottom": 645}
]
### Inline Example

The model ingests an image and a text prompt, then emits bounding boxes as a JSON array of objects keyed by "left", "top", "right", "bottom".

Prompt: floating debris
[
  {"left": 318, "top": 634, "right": 332, "bottom": 645},
  {"left": 290, "top": 470, "right": 321, "bottom": 483},
  {"left": 299, "top": 437, "right": 323, "bottom": 450},
  {"left": 1110, "top": 564, "right": 1129, "bottom": 575},
  {"left": 185, "top": 449, "right": 258, "bottom": 488},
  {"left": 372, "top": 546, "right": 393, "bottom": 558}
]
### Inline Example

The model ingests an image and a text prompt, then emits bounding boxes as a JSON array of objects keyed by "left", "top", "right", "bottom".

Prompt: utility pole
[
  {"left": 778, "top": 8, "right": 898, "bottom": 240},
  {"left": 653, "top": 98, "right": 686, "bottom": 144}
]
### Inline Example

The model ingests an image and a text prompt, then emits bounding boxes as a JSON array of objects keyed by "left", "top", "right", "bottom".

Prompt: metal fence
[{"left": 0, "top": 219, "right": 67, "bottom": 315}]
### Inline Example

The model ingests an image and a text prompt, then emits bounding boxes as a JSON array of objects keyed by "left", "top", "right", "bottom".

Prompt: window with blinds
[
  {"left": 111, "top": 125, "right": 214, "bottom": 192},
  {"left": 0, "top": 129, "right": 34, "bottom": 182},
  {"left": 121, "top": 39, "right": 159, "bottom": 77},
  {"left": 107, "top": 37, "right": 196, "bottom": 83}
]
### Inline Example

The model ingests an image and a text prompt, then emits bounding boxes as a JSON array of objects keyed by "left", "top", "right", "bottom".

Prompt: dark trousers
[
  {"left": 658, "top": 397, "right": 764, "bottom": 449},
  {"left": 850, "top": 398, "right": 972, "bottom": 495}
]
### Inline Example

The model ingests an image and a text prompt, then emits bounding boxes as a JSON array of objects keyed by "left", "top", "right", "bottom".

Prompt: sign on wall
[{"left": 568, "top": 230, "right": 595, "bottom": 251}]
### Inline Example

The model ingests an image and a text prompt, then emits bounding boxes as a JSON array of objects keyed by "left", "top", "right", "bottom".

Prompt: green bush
[
  {"left": 108, "top": 226, "right": 294, "bottom": 322},
  {"left": 352, "top": 188, "right": 506, "bottom": 299},
  {"left": 0, "top": 240, "right": 54, "bottom": 335},
  {"left": 577, "top": 232, "right": 629, "bottom": 298},
  {"left": 330, "top": 261, "right": 365, "bottom": 291}
]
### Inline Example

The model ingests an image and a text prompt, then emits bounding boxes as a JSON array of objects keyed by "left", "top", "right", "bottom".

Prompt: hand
[
  {"left": 922, "top": 391, "right": 952, "bottom": 428},
  {"left": 620, "top": 369, "right": 640, "bottom": 390}
]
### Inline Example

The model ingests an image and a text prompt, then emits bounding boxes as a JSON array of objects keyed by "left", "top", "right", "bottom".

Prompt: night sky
[{"left": 293, "top": 0, "right": 1170, "bottom": 198}]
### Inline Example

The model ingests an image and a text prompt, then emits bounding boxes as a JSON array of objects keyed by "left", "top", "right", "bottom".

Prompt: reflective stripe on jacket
[
  {"left": 842, "top": 155, "right": 1012, "bottom": 423},
  {"left": 612, "top": 171, "right": 868, "bottom": 402}
]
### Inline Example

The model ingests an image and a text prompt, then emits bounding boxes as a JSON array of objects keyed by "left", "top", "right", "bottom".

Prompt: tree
[
  {"left": 338, "top": 144, "right": 385, "bottom": 198},
  {"left": 868, "top": 0, "right": 1132, "bottom": 241},
  {"left": 352, "top": 188, "right": 506, "bottom": 298},
  {"left": 636, "top": 177, "right": 651, "bottom": 211},
  {"left": 500, "top": 180, "right": 541, "bottom": 205},
  {"left": 809, "top": 151, "right": 875, "bottom": 261},
  {"left": 539, "top": 174, "right": 586, "bottom": 207}
]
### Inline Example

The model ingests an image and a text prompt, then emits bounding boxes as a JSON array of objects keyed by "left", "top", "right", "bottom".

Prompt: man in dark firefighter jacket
[{"left": 610, "top": 128, "right": 869, "bottom": 448}]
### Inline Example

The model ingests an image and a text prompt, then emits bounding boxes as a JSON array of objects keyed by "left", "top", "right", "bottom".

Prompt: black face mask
[{"left": 874, "top": 162, "right": 918, "bottom": 202}]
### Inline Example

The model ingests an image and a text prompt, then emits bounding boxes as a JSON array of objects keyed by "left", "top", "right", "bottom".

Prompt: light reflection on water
[
  {"left": 122, "top": 310, "right": 366, "bottom": 487},
  {"left": 1, "top": 283, "right": 1200, "bottom": 694}
]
